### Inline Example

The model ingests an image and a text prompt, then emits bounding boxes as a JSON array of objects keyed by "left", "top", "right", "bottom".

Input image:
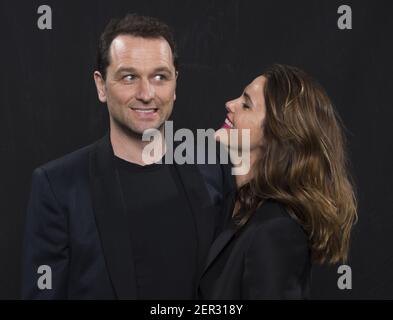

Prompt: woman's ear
[{"left": 93, "top": 71, "right": 107, "bottom": 103}]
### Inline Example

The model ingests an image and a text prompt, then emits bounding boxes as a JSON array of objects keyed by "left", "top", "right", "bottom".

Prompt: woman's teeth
[{"left": 225, "top": 118, "right": 234, "bottom": 128}]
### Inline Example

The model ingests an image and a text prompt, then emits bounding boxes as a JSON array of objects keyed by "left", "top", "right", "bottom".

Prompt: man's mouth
[
  {"left": 130, "top": 107, "right": 159, "bottom": 114},
  {"left": 221, "top": 116, "right": 235, "bottom": 129}
]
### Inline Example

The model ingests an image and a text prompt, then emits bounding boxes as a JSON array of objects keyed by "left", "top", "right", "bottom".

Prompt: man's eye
[
  {"left": 154, "top": 74, "right": 167, "bottom": 81},
  {"left": 123, "top": 75, "right": 135, "bottom": 81}
]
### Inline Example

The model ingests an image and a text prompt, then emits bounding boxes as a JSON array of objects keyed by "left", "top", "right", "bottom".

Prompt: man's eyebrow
[
  {"left": 115, "top": 67, "right": 137, "bottom": 74},
  {"left": 115, "top": 66, "right": 173, "bottom": 74},
  {"left": 153, "top": 67, "right": 173, "bottom": 74}
]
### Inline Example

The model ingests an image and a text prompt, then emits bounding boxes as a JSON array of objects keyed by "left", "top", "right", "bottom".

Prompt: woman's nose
[{"left": 225, "top": 99, "right": 237, "bottom": 113}]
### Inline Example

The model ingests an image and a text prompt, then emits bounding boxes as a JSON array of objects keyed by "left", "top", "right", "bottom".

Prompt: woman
[{"left": 198, "top": 64, "right": 357, "bottom": 299}]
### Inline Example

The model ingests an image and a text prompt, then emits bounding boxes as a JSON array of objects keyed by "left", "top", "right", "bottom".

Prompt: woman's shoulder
[
  {"left": 248, "top": 199, "right": 309, "bottom": 246},
  {"left": 253, "top": 199, "right": 298, "bottom": 223},
  {"left": 241, "top": 200, "right": 312, "bottom": 300}
]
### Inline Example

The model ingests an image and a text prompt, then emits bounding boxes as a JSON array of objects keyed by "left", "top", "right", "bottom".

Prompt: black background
[{"left": 0, "top": 0, "right": 392, "bottom": 299}]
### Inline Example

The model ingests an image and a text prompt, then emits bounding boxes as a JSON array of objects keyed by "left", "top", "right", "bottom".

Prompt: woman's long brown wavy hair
[{"left": 234, "top": 64, "right": 357, "bottom": 264}]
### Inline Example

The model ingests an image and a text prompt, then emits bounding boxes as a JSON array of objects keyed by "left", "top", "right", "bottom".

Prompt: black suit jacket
[
  {"left": 198, "top": 194, "right": 311, "bottom": 299},
  {"left": 21, "top": 134, "right": 234, "bottom": 299}
]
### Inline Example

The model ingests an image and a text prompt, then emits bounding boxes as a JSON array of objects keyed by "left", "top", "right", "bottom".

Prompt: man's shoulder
[
  {"left": 40, "top": 143, "right": 93, "bottom": 172},
  {"left": 33, "top": 139, "right": 102, "bottom": 183}
]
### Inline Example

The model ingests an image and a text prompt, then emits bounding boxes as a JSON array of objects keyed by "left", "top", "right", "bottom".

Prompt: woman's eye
[{"left": 242, "top": 103, "right": 251, "bottom": 109}]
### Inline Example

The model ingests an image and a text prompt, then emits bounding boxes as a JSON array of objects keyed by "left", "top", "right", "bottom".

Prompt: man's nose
[{"left": 135, "top": 79, "right": 154, "bottom": 102}]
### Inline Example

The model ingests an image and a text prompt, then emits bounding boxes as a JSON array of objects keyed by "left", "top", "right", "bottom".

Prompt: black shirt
[{"left": 115, "top": 156, "right": 198, "bottom": 299}]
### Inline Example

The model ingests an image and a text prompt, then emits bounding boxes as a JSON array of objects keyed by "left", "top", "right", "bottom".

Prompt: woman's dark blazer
[{"left": 198, "top": 193, "right": 312, "bottom": 299}]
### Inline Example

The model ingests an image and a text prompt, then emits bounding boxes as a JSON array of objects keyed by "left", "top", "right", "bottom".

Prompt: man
[{"left": 21, "top": 14, "right": 234, "bottom": 299}]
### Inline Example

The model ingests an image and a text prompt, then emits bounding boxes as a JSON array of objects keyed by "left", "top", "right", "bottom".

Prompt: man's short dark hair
[{"left": 96, "top": 13, "right": 178, "bottom": 79}]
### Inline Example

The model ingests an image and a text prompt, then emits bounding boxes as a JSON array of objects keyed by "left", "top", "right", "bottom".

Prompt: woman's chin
[
  {"left": 214, "top": 128, "right": 230, "bottom": 146},
  {"left": 215, "top": 128, "right": 244, "bottom": 152}
]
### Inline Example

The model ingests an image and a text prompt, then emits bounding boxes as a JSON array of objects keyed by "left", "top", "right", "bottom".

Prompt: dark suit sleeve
[
  {"left": 21, "top": 168, "right": 69, "bottom": 299},
  {"left": 242, "top": 217, "right": 309, "bottom": 299}
]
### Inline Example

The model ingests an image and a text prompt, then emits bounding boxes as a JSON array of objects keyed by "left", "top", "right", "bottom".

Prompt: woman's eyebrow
[{"left": 243, "top": 91, "right": 254, "bottom": 105}]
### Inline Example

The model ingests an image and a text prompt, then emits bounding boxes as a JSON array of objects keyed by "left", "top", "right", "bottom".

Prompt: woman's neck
[{"left": 234, "top": 149, "right": 260, "bottom": 188}]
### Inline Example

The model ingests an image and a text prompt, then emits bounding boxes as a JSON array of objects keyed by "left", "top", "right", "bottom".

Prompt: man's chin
[
  {"left": 111, "top": 116, "right": 165, "bottom": 138},
  {"left": 128, "top": 122, "right": 165, "bottom": 137}
]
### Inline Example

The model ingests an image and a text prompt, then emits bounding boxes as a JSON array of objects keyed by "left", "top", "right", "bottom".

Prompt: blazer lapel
[
  {"left": 199, "top": 191, "right": 237, "bottom": 279},
  {"left": 172, "top": 162, "right": 218, "bottom": 281},
  {"left": 200, "top": 222, "right": 237, "bottom": 278},
  {"left": 89, "top": 133, "right": 137, "bottom": 299}
]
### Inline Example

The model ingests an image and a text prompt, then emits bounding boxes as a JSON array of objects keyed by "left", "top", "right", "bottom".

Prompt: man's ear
[
  {"left": 174, "top": 71, "right": 179, "bottom": 101},
  {"left": 93, "top": 71, "right": 107, "bottom": 103}
]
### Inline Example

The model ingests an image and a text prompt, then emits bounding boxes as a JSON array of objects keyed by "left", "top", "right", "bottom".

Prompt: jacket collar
[
  {"left": 199, "top": 190, "right": 238, "bottom": 281},
  {"left": 89, "top": 133, "right": 138, "bottom": 299},
  {"left": 89, "top": 133, "right": 217, "bottom": 299}
]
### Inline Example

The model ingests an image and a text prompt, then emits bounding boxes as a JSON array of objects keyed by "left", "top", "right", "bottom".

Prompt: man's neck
[{"left": 110, "top": 123, "right": 166, "bottom": 166}]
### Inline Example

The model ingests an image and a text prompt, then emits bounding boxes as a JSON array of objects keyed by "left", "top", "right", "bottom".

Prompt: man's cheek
[
  {"left": 111, "top": 86, "right": 132, "bottom": 102},
  {"left": 157, "top": 87, "right": 175, "bottom": 101}
]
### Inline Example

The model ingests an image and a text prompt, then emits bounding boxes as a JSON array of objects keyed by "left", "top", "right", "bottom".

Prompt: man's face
[{"left": 94, "top": 35, "right": 177, "bottom": 135}]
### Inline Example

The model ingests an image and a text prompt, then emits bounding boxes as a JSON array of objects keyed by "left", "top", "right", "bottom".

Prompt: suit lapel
[
  {"left": 200, "top": 222, "right": 237, "bottom": 278},
  {"left": 89, "top": 134, "right": 137, "bottom": 299},
  {"left": 172, "top": 162, "right": 218, "bottom": 282},
  {"left": 199, "top": 191, "right": 237, "bottom": 279},
  {"left": 88, "top": 135, "right": 225, "bottom": 298}
]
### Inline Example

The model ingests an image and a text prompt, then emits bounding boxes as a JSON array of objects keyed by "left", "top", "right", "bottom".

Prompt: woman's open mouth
[{"left": 221, "top": 116, "right": 235, "bottom": 129}]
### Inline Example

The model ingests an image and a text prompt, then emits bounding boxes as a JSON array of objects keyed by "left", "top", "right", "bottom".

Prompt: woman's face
[{"left": 217, "top": 75, "right": 267, "bottom": 151}]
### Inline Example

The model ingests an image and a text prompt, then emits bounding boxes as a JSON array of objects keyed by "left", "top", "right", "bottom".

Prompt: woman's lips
[{"left": 221, "top": 116, "right": 234, "bottom": 129}]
